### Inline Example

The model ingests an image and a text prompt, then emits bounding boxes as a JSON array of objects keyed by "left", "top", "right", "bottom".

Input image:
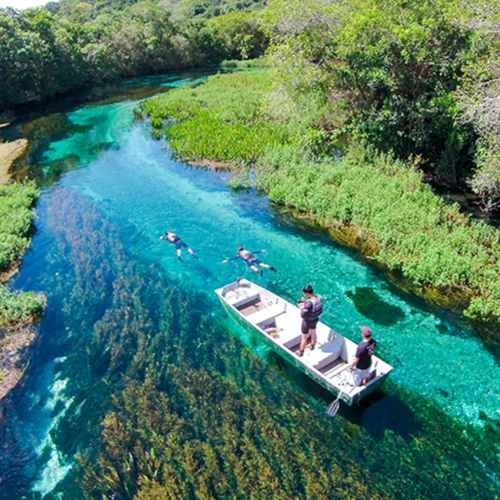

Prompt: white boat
[{"left": 215, "top": 278, "right": 394, "bottom": 406}]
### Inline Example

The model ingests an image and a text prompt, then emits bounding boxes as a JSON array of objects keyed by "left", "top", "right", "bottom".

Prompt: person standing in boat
[
  {"left": 349, "top": 326, "right": 377, "bottom": 386},
  {"left": 297, "top": 284, "right": 323, "bottom": 357},
  {"left": 223, "top": 246, "right": 277, "bottom": 275},
  {"left": 160, "top": 231, "right": 197, "bottom": 260}
]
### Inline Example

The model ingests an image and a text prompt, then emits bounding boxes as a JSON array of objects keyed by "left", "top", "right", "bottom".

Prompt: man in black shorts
[
  {"left": 297, "top": 284, "right": 323, "bottom": 357},
  {"left": 233, "top": 246, "right": 277, "bottom": 275},
  {"left": 160, "top": 231, "right": 196, "bottom": 259},
  {"left": 349, "top": 326, "right": 377, "bottom": 386}
]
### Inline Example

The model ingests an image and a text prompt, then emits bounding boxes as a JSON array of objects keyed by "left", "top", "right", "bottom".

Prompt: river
[{"left": 0, "top": 71, "right": 499, "bottom": 499}]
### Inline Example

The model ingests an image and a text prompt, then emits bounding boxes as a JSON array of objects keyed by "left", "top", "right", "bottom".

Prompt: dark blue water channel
[{"left": 1, "top": 72, "right": 500, "bottom": 499}]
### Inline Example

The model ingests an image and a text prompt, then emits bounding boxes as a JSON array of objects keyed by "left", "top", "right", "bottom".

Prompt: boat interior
[{"left": 220, "top": 282, "right": 360, "bottom": 377}]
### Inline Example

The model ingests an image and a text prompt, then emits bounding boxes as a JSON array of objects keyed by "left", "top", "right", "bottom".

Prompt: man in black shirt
[{"left": 349, "top": 326, "right": 376, "bottom": 386}]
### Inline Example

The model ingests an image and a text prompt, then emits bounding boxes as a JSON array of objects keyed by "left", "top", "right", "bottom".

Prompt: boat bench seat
[
  {"left": 251, "top": 305, "right": 287, "bottom": 328},
  {"left": 230, "top": 293, "right": 261, "bottom": 309}
]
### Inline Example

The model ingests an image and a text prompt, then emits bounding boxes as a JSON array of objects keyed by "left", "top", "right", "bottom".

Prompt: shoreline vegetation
[
  {"left": 140, "top": 69, "right": 500, "bottom": 329},
  {"left": 0, "top": 142, "right": 44, "bottom": 408}
]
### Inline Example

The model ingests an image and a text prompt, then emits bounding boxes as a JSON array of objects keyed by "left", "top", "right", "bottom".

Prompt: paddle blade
[{"left": 326, "top": 399, "right": 340, "bottom": 417}]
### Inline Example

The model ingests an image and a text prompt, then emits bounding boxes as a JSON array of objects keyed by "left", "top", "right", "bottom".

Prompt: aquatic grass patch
[
  {"left": 0, "top": 287, "right": 43, "bottom": 325},
  {"left": 259, "top": 144, "right": 500, "bottom": 320},
  {"left": 0, "top": 181, "right": 39, "bottom": 272},
  {"left": 140, "top": 70, "right": 292, "bottom": 164},
  {"left": 0, "top": 181, "right": 43, "bottom": 328}
]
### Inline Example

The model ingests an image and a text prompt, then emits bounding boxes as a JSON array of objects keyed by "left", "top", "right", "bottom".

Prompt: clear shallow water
[{"left": 1, "top": 73, "right": 500, "bottom": 499}]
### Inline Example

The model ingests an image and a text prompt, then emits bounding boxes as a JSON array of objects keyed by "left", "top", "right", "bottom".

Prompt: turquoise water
[{"left": 1, "top": 73, "right": 500, "bottom": 499}]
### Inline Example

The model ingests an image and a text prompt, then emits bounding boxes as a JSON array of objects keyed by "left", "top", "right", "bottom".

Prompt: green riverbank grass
[
  {"left": 141, "top": 70, "right": 500, "bottom": 324},
  {"left": 0, "top": 181, "right": 44, "bottom": 404},
  {"left": 0, "top": 182, "right": 44, "bottom": 326},
  {"left": 140, "top": 70, "right": 292, "bottom": 164}
]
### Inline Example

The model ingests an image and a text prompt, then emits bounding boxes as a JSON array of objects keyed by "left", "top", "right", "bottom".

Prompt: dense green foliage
[
  {"left": 259, "top": 0, "right": 500, "bottom": 207},
  {"left": 0, "top": 0, "right": 267, "bottom": 111},
  {"left": 142, "top": 69, "right": 500, "bottom": 322},
  {"left": 38, "top": 191, "right": 498, "bottom": 499},
  {"left": 0, "top": 181, "right": 43, "bottom": 325},
  {"left": 0, "top": 181, "right": 39, "bottom": 270},
  {"left": 140, "top": 70, "right": 290, "bottom": 163},
  {"left": 259, "top": 144, "right": 500, "bottom": 319},
  {"left": 261, "top": 0, "right": 477, "bottom": 183},
  {"left": 0, "top": 286, "right": 43, "bottom": 324}
]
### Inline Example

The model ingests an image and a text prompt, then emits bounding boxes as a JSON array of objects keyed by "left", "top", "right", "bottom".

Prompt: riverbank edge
[
  {"left": 273, "top": 203, "right": 485, "bottom": 327},
  {"left": 179, "top": 156, "right": 489, "bottom": 336},
  {"left": 140, "top": 68, "right": 500, "bottom": 332},
  {"left": 0, "top": 139, "right": 44, "bottom": 415}
]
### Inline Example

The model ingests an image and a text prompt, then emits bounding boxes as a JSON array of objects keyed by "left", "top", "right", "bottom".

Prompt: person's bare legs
[
  {"left": 250, "top": 264, "right": 262, "bottom": 275},
  {"left": 259, "top": 263, "right": 277, "bottom": 272},
  {"left": 310, "top": 328, "right": 317, "bottom": 349},
  {"left": 299, "top": 333, "right": 310, "bottom": 352}
]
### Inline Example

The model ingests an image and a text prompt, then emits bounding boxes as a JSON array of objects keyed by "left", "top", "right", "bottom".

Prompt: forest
[{"left": 0, "top": 0, "right": 266, "bottom": 112}]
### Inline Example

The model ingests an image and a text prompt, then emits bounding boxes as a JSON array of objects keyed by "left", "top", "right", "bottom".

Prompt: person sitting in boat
[
  {"left": 297, "top": 284, "right": 323, "bottom": 357},
  {"left": 160, "top": 231, "right": 197, "bottom": 260},
  {"left": 349, "top": 326, "right": 377, "bottom": 386},
  {"left": 223, "top": 246, "right": 277, "bottom": 275}
]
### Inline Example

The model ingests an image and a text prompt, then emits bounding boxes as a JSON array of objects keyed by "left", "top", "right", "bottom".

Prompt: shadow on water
[
  {"left": 265, "top": 349, "right": 421, "bottom": 443},
  {"left": 346, "top": 286, "right": 406, "bottom": 326}
]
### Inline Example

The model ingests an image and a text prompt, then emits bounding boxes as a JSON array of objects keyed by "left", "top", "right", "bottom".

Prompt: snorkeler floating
[
  {"left": 222, "top": 246, "right": 277, "bottom": 275},
  {"left": 160, "top": 231, "right": 198, "bottom": 260}
]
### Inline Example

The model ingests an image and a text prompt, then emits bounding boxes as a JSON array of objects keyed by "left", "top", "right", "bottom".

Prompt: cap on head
[
  {"left": 302, "top": 284, "right": 314, "bottom": 295},
  {"left": 237, "top": 245, "right": 244, "bottom": 252},
  {"left": 361, "top": 326, "right": 372, "bottom": 338}
]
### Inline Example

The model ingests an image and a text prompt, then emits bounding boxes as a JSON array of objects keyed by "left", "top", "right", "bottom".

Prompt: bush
[
  {"left": 0, "top": 182, "right": 39, "bottom": 271},
  {"left": 0, "top": 285, "right": 44, "bottom": 324}
]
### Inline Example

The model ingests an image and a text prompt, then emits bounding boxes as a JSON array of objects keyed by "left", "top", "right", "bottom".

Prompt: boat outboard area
[{"left": 215, "top": 278, "right": 394, "bottom": 407}]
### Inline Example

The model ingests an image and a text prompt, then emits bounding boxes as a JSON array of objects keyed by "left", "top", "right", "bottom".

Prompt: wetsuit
[
  {"left": 239, "top": 249, "right": 260, "bottom": 265},
  {"left": 166, "top": 232, "right": 187, "bottom": 250}
]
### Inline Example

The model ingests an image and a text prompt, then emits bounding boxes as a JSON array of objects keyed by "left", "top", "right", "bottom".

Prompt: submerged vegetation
[{"left": 28, "top": 190, "right": 497, "bottom": 499}]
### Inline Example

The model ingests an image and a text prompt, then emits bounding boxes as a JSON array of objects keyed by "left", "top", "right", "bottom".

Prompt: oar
[{"left": 326, "top": 374, "right": 349, "bottom": 417}]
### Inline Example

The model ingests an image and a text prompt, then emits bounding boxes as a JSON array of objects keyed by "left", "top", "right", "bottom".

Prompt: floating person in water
[
  {"left": 222, "top": 246, "right": 277, "bottom": 275},
  {"left": 160, "top": 231, "right": 197, "bottom": 260},
  {"left": 297, "top": 284, "right": 323, "bottom": 357},
  {"left": 349, "top": 326, "right": 377, "bottom": 386}
]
